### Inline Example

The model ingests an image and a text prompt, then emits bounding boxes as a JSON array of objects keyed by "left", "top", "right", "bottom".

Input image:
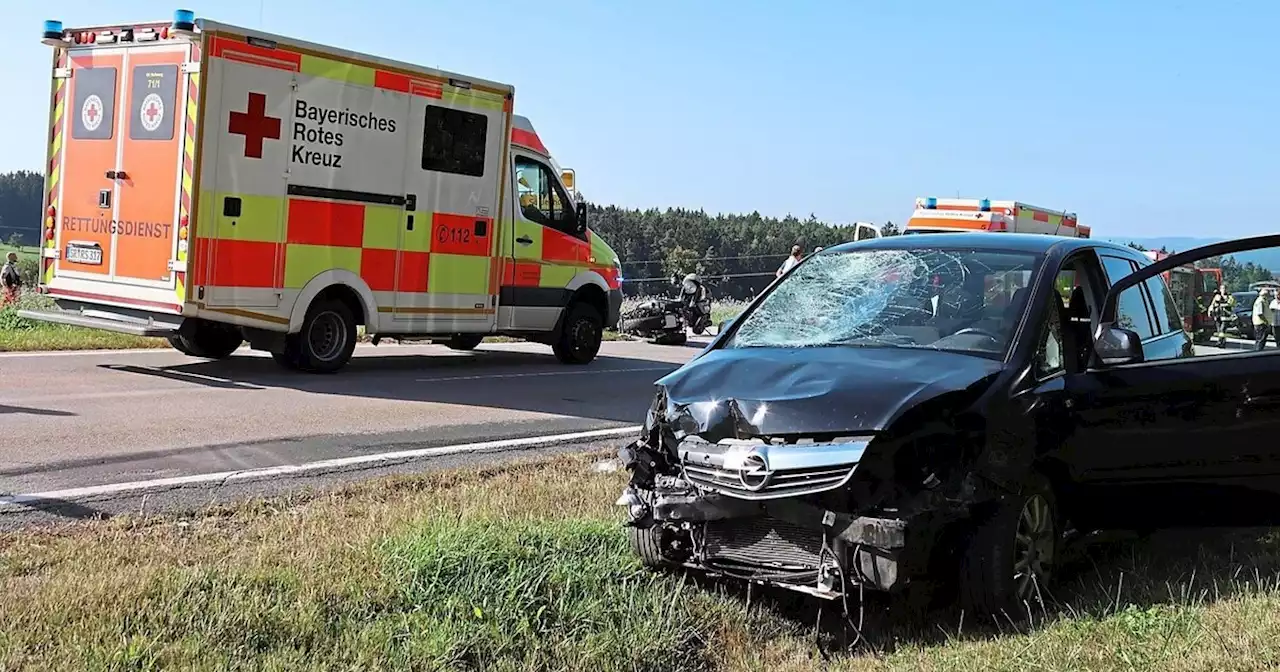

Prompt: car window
[
  {"left": 1145, "top": 275, "right": 1185, "bottom": 335},
  {"left": 726, "top": 247, "right": 1042, "bottom": 358},
  {"left": 1100, "top": 256, "right": 1156, "bottom": 340}
]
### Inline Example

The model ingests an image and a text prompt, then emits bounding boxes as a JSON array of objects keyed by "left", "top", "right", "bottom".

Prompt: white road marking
[
  {"left": 0, "top": 425, "right": 641, "bottom": 510},
  {"left": 415, "top": 366, "right": 673, "bottom": 383}
]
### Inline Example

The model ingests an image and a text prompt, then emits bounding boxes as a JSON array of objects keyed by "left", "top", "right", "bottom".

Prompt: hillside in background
[{"left": 1, "top": 168, "right": 1274, "bottom": 295}]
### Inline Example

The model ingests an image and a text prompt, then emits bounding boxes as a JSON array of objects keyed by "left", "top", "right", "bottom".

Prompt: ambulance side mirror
[{"left": 575, "top": 201, "right": 588, "bottom": 234}]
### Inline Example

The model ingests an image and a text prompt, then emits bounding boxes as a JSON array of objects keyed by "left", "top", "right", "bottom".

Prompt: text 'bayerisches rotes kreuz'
[{"left": 292, "top": 100, "right": 397, "bottom": 169}]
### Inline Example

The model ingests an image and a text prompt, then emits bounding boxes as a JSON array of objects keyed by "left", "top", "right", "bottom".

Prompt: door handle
[{"left": 516, "top": 236, "right": 533, "bottom": 245}]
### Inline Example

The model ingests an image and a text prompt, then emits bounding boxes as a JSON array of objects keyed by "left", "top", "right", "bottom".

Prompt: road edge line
[{"left": 0, "top": 425, "right": 640, "bottom": 509}]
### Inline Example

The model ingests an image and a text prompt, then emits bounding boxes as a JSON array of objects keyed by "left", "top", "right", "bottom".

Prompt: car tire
[
  {"left": 959, "top": 474, "right": 1058, "bottom": 621},
  {"left": 277, "top": 299, "right": 358, "bottom": 373},
  {"left": 167, "top": 323, "right": 242, "bottom": 360},
  {"left": 442, "top": 334, "right": 484, "bottom": 351},
  {"left": 628, "top": 525, "right": 673, "bottom": 568},
  {"left": 553, "top": 302, "right": 603, "bottom": 365}
]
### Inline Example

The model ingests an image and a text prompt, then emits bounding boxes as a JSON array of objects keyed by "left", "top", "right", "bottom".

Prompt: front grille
[
  {"left": 703, "top": 517, "right": 824, "bottom": 570},
  {"left": 678, "top": 438, "right": 867, "bottom": 501},
  {"left": 682, "top": 461, "right": 857, "bottom": 500}
]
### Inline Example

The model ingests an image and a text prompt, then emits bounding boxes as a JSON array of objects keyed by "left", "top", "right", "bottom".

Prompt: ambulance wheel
[
  {"left": 442, "top": 334, "right": 484, "bottom": 351},
  {"left": 166, "top": 335, "right": 197, "bottom": 357},
  {"left": 553, "top": 303, "right": 603, "bottom": 365},
  {"left": 168, "top": 323, "right": 242, "bottom": 360},
  {"left": 280, "top": 299, "right": 357, "bottom": 373}
]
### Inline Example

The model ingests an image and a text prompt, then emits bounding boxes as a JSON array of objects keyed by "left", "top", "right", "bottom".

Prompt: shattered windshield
[{"left": 728, "top": 248, "right": 1042, "bottom": 357}]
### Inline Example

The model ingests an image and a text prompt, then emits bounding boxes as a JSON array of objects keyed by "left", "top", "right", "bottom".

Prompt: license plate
[
  {"left": 664, "top": 315, "right": 678, "bottom": 328},
  {"left": 65, "top": 243, "right": 103, "bottom": 265}
]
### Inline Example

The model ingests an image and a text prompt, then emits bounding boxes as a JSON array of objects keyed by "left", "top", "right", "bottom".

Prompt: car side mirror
[
  {"left": 574, "top": 202, "right": 588, "bottom": 234},
  {"left": 718, "top": 316, "right": 735, "bottom": 334},
  {"left": 1093, "top": 325, "right": 1144, "bottom": 366}
]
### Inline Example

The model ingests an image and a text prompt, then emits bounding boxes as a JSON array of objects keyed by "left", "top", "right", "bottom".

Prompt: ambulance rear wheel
[
  {"left": 168, "top": 322, "right": 242, "bottom": 360},
  {"left": 280, "top": 299, "right": 357, "bottom": 373},
  {"left": 553, "top": 303, "right": 603, "bottom": 365}
]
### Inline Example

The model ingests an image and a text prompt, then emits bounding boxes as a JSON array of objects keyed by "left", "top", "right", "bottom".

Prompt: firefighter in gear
[{"left": 1209, "top": 285, "right": 1236, "bottom": 348}]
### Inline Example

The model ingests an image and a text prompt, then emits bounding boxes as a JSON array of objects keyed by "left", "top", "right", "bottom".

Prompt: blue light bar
[
  {"left": 172, "top": 9, "right": 196, "bottom": 31},
  {"left": 42, "top": 19, "right": 63, "bottom": 40},
  {"left": 978, "top": 198, "right": 991, "bottom": 212},
  {"left": 923, "top": 197, "right": 937, "bottom": 209}
]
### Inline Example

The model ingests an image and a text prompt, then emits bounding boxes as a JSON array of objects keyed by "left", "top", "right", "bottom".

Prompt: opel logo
[{"left": 737, "top": 453, "right": 773, "bottom": 491}]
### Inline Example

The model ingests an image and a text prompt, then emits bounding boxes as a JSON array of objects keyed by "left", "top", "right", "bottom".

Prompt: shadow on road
[
  {"left": 96, "top": 347, "right": 684, "bottom": 425},
  {"left": 0, "top": 404, "right": 76, "bottom": 417}
]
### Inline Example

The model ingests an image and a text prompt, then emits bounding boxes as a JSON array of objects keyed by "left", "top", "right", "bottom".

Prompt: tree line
[{"left": 2, "top": 168, "right": 1269, "bottom": 298}]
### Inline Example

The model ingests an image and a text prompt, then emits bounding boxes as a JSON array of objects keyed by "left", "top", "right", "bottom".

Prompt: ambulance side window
[
  {"left": 421, "top": 105, "right": 487, "bottom": 177},
  {"left": 515, "top": 157, "right": 576, "bottom": 234}
]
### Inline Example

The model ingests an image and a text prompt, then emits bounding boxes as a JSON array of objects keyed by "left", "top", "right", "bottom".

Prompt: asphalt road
[{"left": 0, "top": 338, "right": 704, "bottom": 518}]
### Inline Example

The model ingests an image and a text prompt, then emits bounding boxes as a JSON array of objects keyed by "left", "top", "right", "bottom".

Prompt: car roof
[{"left": 828, "top": 232, "right": 1135, "bottom": 257}]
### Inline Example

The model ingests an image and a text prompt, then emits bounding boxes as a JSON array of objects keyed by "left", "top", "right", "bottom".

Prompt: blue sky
[{"left": 1, "top": 0, "right": 1275, "bottom": 237}]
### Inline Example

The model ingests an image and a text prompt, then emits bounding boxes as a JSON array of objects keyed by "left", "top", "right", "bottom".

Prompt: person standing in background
[
  {"left": 1, "top": 252, "right": 21, "bottom": 307},
  {"left": 776, "top": 245, "right": 803, "bottom": 278},
  {"left": 1253, "top": 287, "right": 1274, "bottom": 351},
  {"left": 1209, "top": 286, "right": 1235, "bottom": 348}
]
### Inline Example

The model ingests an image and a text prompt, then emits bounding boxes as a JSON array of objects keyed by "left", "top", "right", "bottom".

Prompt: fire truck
[
  {"left": 1143, "top": 250, "right": 1223, "bottom": 342},
  {"left": 904, "top": 197, "right": 1090, "bottom": 237}
]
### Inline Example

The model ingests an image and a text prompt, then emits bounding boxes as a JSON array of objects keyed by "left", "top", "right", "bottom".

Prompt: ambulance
[
  {"left": 21, "top": 10, "right": 623, "bottom": 373},
  {"left": 905, "top": 197, "right": 1091, "bottom": 238}
]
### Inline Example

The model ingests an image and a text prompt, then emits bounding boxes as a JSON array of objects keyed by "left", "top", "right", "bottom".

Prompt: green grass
[
  {"left": 0, "top": 291, "right": 167, "bottom": 352},
  {"left": 0, "top": 242, "right": 40, "bottom": 260},
  {"left": 6, "top": 454, "right": 1280, "bottom": 671}
]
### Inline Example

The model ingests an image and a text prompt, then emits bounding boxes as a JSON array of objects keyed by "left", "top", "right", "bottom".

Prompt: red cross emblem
[
  {"left": 145, "top": 102, "right": 160, "bottom": 121},
  {"left": 228, "top": 92, "right": 281, "bottom": 159},
  {"left": 85, "top": 104, "right": 99, "bottom": 122}
]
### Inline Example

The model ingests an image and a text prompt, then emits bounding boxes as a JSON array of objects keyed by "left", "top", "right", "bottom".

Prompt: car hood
[{"left": 655, "top": 346, "right": 1004, "bottom": 441}]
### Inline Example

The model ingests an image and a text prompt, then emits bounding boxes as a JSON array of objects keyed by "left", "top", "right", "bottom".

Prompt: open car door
[{"left": 1064, "top": 234, "right": 1280, "bottom": 530}]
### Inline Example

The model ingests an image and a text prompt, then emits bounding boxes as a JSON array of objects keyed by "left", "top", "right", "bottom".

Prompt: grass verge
[
  {"left": 0, "top": 292, "right": 166, "bottom": 352},
  {"left": 5, "top": 454, "right": 1280, "bottom": 670}
]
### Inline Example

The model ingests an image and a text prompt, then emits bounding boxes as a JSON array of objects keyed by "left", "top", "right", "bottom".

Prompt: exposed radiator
[{"left": 703, "top": 517, "right": 824, "bottom": 570}]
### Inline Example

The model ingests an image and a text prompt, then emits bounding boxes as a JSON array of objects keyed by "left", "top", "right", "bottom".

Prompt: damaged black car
[{"left": 617, "top": 232, "right": 1280, "bottom": 618}]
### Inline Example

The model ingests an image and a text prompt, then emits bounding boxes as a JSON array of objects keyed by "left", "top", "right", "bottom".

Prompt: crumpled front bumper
[{"left": 617, "top": 438, "right": 912, "bottom": 597}]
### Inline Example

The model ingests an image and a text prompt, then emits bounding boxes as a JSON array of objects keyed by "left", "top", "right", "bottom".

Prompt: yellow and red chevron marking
[
  {"left": 176, "top": 42, "right": 201, "bottom": 303},
  {"left": 42, "top": 51, "right": 68, "bottom": 284}
]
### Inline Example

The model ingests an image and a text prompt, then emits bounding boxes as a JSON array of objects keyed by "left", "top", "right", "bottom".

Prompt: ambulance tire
[
  {"left": 442, "top": 334, "right": 485, "bottom": 351},
  {"left": 168, "top": 324, "right": 242, "bottom": 360},
  {"left": 553, "top": 302, "right": 603, "bottom": 365},
  {"left": 279, "top": 299, "right": 358, "bottom": 374}
]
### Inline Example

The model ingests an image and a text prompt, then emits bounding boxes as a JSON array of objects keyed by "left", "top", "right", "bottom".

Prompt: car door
[{"left": 1062, "top": 236, "right": 1280, "bottom": 529}]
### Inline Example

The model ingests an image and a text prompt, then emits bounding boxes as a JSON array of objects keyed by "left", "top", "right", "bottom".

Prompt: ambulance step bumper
[{"left": 16, "top": 309, "right": 180, "bottom": 337}]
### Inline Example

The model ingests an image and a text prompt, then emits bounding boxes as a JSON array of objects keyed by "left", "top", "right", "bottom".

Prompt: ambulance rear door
[{"left": 53, "top": 40, "right": 190, "bottom": 308}]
